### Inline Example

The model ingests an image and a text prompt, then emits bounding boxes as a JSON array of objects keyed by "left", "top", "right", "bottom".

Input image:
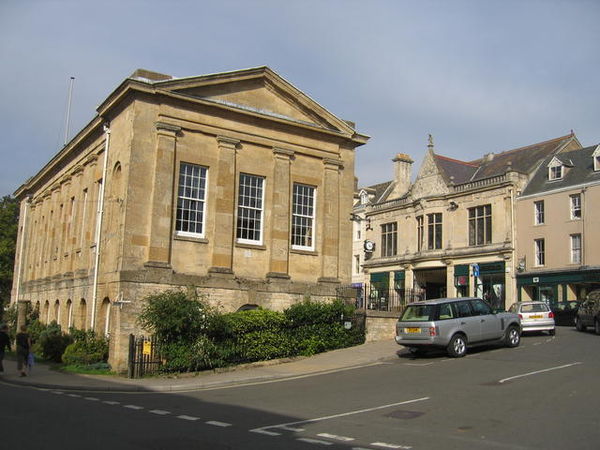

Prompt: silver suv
[{"left": 395, "top": 297, "right": 522, "bottom": 357}]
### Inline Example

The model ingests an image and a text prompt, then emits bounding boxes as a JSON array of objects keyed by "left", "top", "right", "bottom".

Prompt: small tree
[
  {"left": 0, "top": 195, "right": 19, "bottom": 322},
  {"left": 137, "top": 288, "right": 213, "bottom": 344}
]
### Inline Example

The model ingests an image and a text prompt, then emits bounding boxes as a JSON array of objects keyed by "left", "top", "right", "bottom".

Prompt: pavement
[{"left": 0, "top": 340, "right": 401, "bottom": 393}]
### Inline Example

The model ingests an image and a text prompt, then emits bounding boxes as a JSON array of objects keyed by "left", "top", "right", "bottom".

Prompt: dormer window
[
  {"left": 548, "top": 157, "right": 564, "bottom": 181},
  {"left": 593, "top": 145, "right": 600, "bottom": 172},
  {"left": 360, "top": 190, "right": 369, "bottom": 205}
]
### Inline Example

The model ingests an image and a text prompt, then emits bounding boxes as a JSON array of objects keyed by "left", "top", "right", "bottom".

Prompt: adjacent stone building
[
  {"left": 10, "top": 67, "right": 369, "bottom": 370},
  {"left": 356, "top": 133, "right": 582, "bottom": 312},
  {"left": 516, "top": 144, "right": 600, "bottom": 303}
]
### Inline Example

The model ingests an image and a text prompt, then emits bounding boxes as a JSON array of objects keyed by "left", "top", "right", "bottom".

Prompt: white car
[{"left": 508, "top": 302, "right": 555, "bottom": 335}]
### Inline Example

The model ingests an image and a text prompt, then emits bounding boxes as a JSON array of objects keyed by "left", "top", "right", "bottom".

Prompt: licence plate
[
  {"left": 529, "top": 315, "right": 543, "bottom": 319},
  {"left": 405, "top": 327, "right": 421, "bottom": 333}
]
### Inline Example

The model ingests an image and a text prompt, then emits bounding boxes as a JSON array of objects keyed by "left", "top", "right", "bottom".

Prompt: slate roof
[
  {"left": 467, "top": 134, "right": 578, "bottom": 181},
  {"left": 521, "top": 144, "right": 600, "bottom": 196},
  {"left": 434, "top": 154, "right": 479, "bottom": 184},
  {"left": 426, "top": 134, "right": 579, "bottom": 186},
  {"left": 355, "top": 181, "right": 393, "bottom": 205}
]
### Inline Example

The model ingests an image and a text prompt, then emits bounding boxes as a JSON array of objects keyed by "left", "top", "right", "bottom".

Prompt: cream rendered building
[
  {"left": 516, "top": 144, "right": 600, "bottom": 304},
  {"left": 359, "top": 134, "right": 582, "bottom": 311},
  {"left": 11, "top": 67, "right": 368, "bottom": 370}
]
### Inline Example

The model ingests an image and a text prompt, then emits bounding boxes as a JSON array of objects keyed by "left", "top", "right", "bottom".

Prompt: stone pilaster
[
  {"left": 319, "top": 158, "right": 343, "bottom": 282},
  {"left": 267, "top": 148, "right": 294, "bottom": 279},
  {"left": 445, "top": 260, "right": 455, "bottom": 298},
  {"left": 209, "top": 136, "right": 240, "bottom": 275},
  {"left": 145, "top": 122, "right": 181, "bottom": 268}
]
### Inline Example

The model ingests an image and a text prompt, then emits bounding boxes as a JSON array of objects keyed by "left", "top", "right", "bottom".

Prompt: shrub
[
  {"left": 36, "top": 321, "right": 73, "bottom": 363},
  {"left": 138, "top": 289, "right": 213, "bottom": 344},
  {"left": 62, "top": 330, "right": 108, "bottom": 366}
]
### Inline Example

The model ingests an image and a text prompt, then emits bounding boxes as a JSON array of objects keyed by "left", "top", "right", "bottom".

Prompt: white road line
[
  {"left": 206, "top": 421, "right": 232, "bottom": 427},
  {"left": 67, "top": 394, "right": 81, "bottom": 398},
  {"left": 499, "top": 362, "right": 583, "bottom": 384},
  {"left": 103, "top": 401, "right": 120, "bottom": 405},
  {"left": 297, "top": 438, "right": 333, "bottom": 445},
  {"left": 279, "top": 426, "right": 305, "bottom": 432},
  {"left": 149, "top": 409, "right": 171, "bottom": 415},
  {"left": 51, "top": 391, "right": 64, "bottom": 395},
  {"left": 124, "top": 405, "right": 144, "bottom": 410},
  {"left": 250, "top": 429, "right": 282, "bottom": 436},
  {"left": 249, "top": 397, "right": 429, "bottom": 435},
  {"left": 371, "top": 442, "right": 411, "bottom": 449},
  {"left": 317, "top": 433, "right": 355, "bottom": 442},
  {"left": 177, "top": 415, "right": 200, "bottom": 421},
  {"left": 404, "top": 362, "right": 434, "bottom": 366},
  {"left": 84, "top": 397, "right": 100, "bottom": 401}
]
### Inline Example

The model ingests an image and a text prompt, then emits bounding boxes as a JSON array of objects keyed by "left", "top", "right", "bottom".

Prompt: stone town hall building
[{"left": 10, "top": 67, "right": 368, "bottom": 370}]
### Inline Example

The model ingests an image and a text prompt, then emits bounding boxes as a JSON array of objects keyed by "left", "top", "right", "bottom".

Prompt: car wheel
[
  {"left": 505, "top": 325, "right": 521, "bottom": 348},
  {"left": 595, "top": 320, "right": 600, "bottom": 336},
  {"left": 575, "top": 317, "right": 586, "bottom": 332},
  {"left": 549, "top": 329, "right": 555, "bottom": 336},
  {"left": 447, "top": 334, "right": 467, "bottom": 358}
]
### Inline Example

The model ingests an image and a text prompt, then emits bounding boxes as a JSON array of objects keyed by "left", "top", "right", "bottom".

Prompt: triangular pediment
[
  {"left": 155, "top": 67, "right": 353, "bottom": 134},
  {"left": 411, "top": 150, "right": 450, "bottom": 199}
]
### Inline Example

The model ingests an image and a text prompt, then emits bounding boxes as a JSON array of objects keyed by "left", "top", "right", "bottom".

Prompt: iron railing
[
  {"left": 128, "top": 334, "right": 162, "bottom": 378},
  {"left": 337, "top": 285, "right": 425, "bottom": 313}
]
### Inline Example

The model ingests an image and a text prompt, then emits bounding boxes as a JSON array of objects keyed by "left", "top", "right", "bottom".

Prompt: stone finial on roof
[{"left": 427, "top": 134, "right": 434, "bottom": 152}]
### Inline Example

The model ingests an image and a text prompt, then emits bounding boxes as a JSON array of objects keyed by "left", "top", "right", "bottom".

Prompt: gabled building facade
[
  {"left": 516, "top": 144, "right": 600, "bottom": 304},
  {"left": 357, "top": 134, "right": 582, "bottom": 312},
  {"left": 10, "top": 67, "right": 368, "bottom": 370}
]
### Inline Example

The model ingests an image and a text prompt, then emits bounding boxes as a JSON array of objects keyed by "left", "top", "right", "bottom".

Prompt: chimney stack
[{"left": 391, "top": 153, "right": 414, "bottom": 198}]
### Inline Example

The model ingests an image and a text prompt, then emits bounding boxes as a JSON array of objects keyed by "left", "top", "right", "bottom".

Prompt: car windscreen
[
  {"left": 399, "top": 304, "right": 436, "bottom": 322},
  {"left": 521, "top": 304, "right": 549, "bottom": 313}
]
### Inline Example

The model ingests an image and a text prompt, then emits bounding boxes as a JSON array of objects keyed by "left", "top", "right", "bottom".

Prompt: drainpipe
[
  {"left": 509, "top": 187, "right": 516, "bottom": 304},
  {"left": 91, "top": 123, "right": 110, "bottom": 330},
  {"left": 581, "top": 187, "right": 586, "bottom": 267}
]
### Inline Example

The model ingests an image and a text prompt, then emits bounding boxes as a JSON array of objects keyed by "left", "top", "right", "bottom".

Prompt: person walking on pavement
[
  {"left": 0, "top": 324, "right": 10, "bottom": 374},
  {"left": 15, "top": 325, "right": 31, "bottom": 377}
]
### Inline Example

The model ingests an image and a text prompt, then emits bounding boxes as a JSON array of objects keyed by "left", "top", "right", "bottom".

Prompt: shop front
[{"left": 517, "top": 268, "right": 600, "bottom": 307}]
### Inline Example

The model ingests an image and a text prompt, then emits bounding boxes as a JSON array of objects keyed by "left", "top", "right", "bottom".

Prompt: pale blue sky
[{"left": 1, "top": 0, "right": 599, "bottom": 197}]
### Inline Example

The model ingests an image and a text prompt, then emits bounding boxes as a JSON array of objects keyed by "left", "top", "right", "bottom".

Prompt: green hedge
[{"left": 138, "top": 291, "right": 365, "bottom": 373}]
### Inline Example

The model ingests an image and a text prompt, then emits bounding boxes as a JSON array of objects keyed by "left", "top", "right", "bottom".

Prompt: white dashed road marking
[
  {"left": 317, "top": 433, "right": 355, "bottom": 442},
  {"left": 250, "top": 429, "right": 282, "bottom": 436},
  {"left": 84, "top": 397, "right": 100, "bottom": 401},
  {"left": 206, "top": 421, "right": 232, "bottom": 427},
  {"left": 297, "top": 438, "right": 334, "bottom": 445},
  {"left": 103, "top": 401, "right": 120, "bottom": 405},
  {"left": 149, "top": 409, "right": 171, "bottom": 415},
  {"left": 177, "top": 415, "right": 200, "bottom": 421},
  {"left": 67, "top": 394, "right": 81, "bottom": 398},
  {"left": 371, "top": 442, "right": 412, "bottom": 449},
  {"left": 124, "top": 404, "right": 144, "bottom": 410}
]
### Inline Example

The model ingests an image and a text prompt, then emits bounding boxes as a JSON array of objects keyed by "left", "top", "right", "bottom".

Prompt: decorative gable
[{"left": 411, "top": 149, "right": 450, "bottom": 199}]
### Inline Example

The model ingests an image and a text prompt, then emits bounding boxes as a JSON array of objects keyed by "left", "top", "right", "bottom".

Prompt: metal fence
[
  {"left": 337, "top": 285, "right": 425, "bottom": 313},
  {"left": 128, "top": 334, "right": 162, "bottom": 378}
]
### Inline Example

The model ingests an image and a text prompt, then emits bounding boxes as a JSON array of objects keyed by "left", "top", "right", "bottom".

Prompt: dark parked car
[
  {"left": 575, "top": 290, "right": 600, "bottom": 335},
  {"left": 551, "top": 300, "right": 581, "bottom": 326}
]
